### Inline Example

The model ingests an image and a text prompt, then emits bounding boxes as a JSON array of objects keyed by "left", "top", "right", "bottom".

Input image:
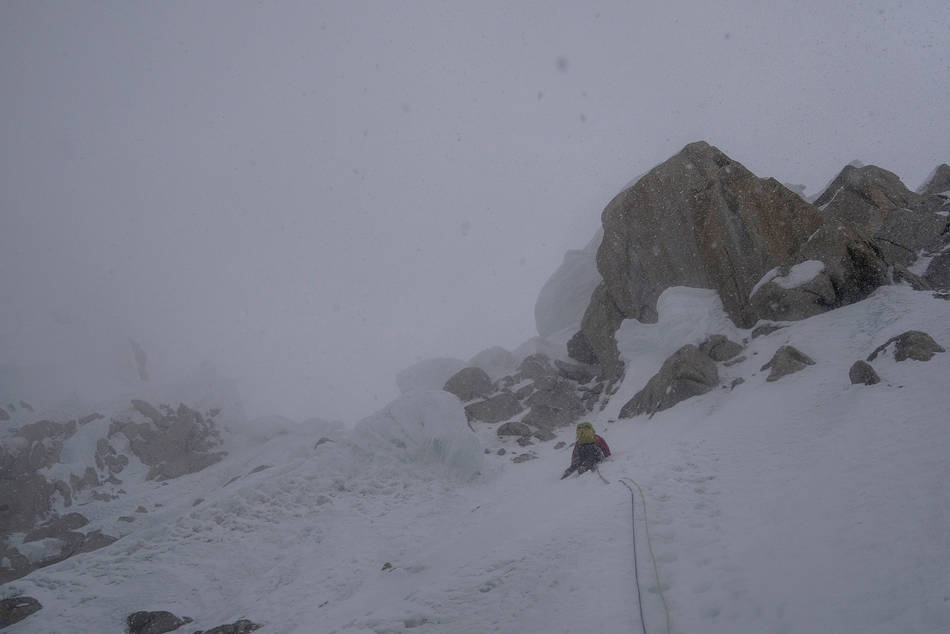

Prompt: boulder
[
  {"left": 849, "top": 361, "right": 880, "bottom": 386},
  {"left": 917, "top": 163, "right": 950, "bottom": 196},
  {"left": 518, "top": 354, "right": 556, "bottom": 381},
  {"left": 497, "top": 422, "right": 532, "bottom": 437},
  {"left": 464, "top": 393, "right": 523, "bottom": 424},
  {"left": 699, "top": 335, "right": 743, "bottom": 362},
  {"left": 866, "top": 331, "right": 945, "bottom": 363},
  {"left": 751, "top": 323, "right": 786, "bottom": 339},
  {"left": 761, "top": 346, "right": 815, "bottom": 382},
  {"left": 0, "top": 597, "right": 42, "bottom": 629},
  {"left": 193, "top": 620, "right": 262, "bottom": 634},
  {"left": 750, "top": 225, "right": 889, "bottom": 321},
  {"left": 582, "top": 141, "right": 822, "bottom": 378},
  {"left": 442, "top": 367, "right": 493, "bottom": 402},
  {"left": 619, "top": 345, "right": 719, "bottom": 418},
  {"left": 126, "top": 610, "right": 193, "bottom": 634},
  {"left": 522, "top": 376, "right": 585, "bottom": 429}
]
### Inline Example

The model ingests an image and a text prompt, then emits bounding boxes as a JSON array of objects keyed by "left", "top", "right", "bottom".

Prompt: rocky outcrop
[
  {"left": 126, "top": 610, "right": 193, "bottom": 634},
  {"left": 0, "top": 407, "right": 8, "bottom": 421},
  {"left": 581, "top": 141, "right": 822, "bottom": 377},
  {"left": 750, "top": 225, "right": 890, "bottom": 322},
  {"left": 849, "top": 361, "right": 880, "bottom": 385},
  {"left": 917, "top": 163, "right": 950, "bottom": 196},
  {"left": 815, "top": 164, "right": 949, "bottom": 266},
  {"left": 619, "top": 345, "right": 719, "bottom": 418},
  {"left": 464, "top": 393, "right": 523, "bottom": 423},
  {"left": 0, "top": 597, "right": 42, "bottom": 629},
  {"left": 522, "top": 375, "right": 586, "bottom": 430},
  {"left": 866, "top": 331, "right": 945, "bottom": 363},
  {"left": 761, "top": 346, "right": 815, "bottom": 382},
  {"left": 110, "top": 401, "right": 224, "bottom": 481},
  {"left": 442, "top": 367, "right": 492, "bottom": 402}
]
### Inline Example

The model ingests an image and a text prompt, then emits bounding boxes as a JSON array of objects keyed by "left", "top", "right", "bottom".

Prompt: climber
[{"left": 561, "top": 421, "right": 611, "bottom": 478}]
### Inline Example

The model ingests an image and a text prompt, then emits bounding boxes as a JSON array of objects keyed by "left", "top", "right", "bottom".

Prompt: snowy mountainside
[{"left": 4, "top": 285, "right": 949, "bottom": 633}]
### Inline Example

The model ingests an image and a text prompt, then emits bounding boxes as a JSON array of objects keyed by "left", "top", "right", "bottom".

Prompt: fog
[{"left": 2, "top": 1, "right": 947, "bottom": 422}]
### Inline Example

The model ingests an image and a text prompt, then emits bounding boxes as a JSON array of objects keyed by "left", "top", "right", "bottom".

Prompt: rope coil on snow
[{"left": 620, "top": 477, "right": 671, "bottom": 634}]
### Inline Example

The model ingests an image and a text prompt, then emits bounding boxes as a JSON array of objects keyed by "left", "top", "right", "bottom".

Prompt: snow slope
[{"left": 4, "top": 286, "right": 950, "bottom": 633}]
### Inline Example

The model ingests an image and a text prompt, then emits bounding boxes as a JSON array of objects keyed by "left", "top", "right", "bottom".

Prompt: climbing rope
[{"left": 620, "top": 477, "right": 672, "bottom": 634}]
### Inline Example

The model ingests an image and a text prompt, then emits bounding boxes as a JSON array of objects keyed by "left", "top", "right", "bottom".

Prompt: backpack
[{"left": 576, "top": 422, "right": 596, "bottom": 445}]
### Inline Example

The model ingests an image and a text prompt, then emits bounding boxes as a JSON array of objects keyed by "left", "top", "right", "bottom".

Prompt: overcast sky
[{"left": 2, "top": 1, "right": 948, "bottom": 422}]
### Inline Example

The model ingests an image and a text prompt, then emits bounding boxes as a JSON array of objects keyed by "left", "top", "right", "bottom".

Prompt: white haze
[{"left": 1, "top": 1, "right": 948, "bottom": 422}]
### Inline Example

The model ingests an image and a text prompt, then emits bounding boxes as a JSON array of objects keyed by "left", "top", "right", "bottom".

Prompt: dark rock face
[
  {"left": 849, "top": 361, "right": 880, "bottom": 385},
  {"left": 918, "top": 163, "right": 950, "bottom": 196},
  {"left": 194, "top": 620, "right": 262, "bottom": 634},
  {"left": 0, "top": 596, "right": 42, "bottom": 629},
  {"left": 619, "top": 345, "right": 719, "bottom": 418},
  {"left": 699, "top": 335, "right": 743, "bottom": 362},
  {"left": 566, "top": 330, "right": 599, "bottom": 365},
  {"left": 815, "top": 164, "right": 949, "bottom": 266},
  {"left": 761, "top": 346, "right": 815, "bottom": 382},
  {"left": 924, "top": 253, "right": 950, "bottom": 289},
  {"left": 442, "top": 367, "right": 493, "bottom": 402},
  {"left": 111, "top": 401, "right": 224, "bottom": 481},
  {"left": 582, "top": 141, "right": 822, "bottom": 378},
  {"left": 554, "top": 359, "right": 597, "bottom": 384},
  {"left": 866, "top": 331, "right": 945, "bottom": 363},
  {"left": 464, "top": 393, "right": 523, "bottom": 424},
  {"left": 126, "top": 610, "right": 193, "bottom": 634},
  {"left": 0, "top": 407, "right": 8, "bottom": 421}
]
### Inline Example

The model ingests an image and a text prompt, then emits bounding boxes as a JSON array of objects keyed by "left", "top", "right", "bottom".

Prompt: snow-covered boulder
[
  {"left": 698, "top": 335, "right": 743, "bottom": 362},
  {"left": 749, "top": 226, "right": 889, "bottom": 322},
  {"left": 866, "top": 331, "right": 945, "bottom": 363},
  {"left": 761, "top": 345, "right": 815, "bottom": 382},
  {"left": 619, "top": 344, "right": 719, "bottom": 418},
  {"left": 395, "top": 358, "right": 467, "bottom": 394},
  {"left": 354, "top": 391, "right": 482, "bottom": 479},
  {"left": 849, "top": 360, "right": 880, "bottom": 385}
]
